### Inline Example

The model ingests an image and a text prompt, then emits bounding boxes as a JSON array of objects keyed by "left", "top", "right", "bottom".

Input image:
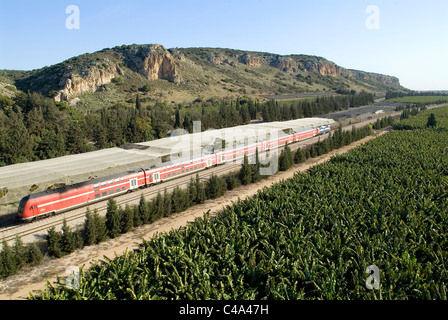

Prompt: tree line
[
  {"left": 1, "top": 91, "right": 374, "bottom": 167},
  {"left": 45, "top": 173, "right": 229, "bottom": 259},
  {"left": 386, "top": 90, "right": 448, "bottom": 100}
]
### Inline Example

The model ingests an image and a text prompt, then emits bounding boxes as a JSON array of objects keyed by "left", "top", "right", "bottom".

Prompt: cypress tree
[
  {"left": 240, "top": 154, "right": 252, "bottom": 185},
  {"left": 163, "top": 188, "right": 172, "bottom": 217},
  {"left": 132, "top": 204, "right": 142, "bottom": 228},
  {"left": 427, "top": 113, "right": 437, "bottom": 128},
  {"left": 154, "top": 192, "right": 164, "bottom": 220},
  {"left": 106, "top": 199, "right": 121, "bottom": 239},
  {"left": 226, "top": 174, "right": 241, "bottom": 190},
  {"left": 93, "top": 209, "right": 108, "bottom": 243},
  {"left": 61, "top": 220, "right": 77, "bottom": 255},
  {"left": 279, "top": 142, "right": 293, "bottom": 171},
  {"left": 251, "top": 148, "right": 261, "bottom": 182},
  {"left": 13, "top": 235, "right": 27, "bottom": 271},
  {"left": 195, "top": 174, "right": 206, "bottom": 204},
  {"left": 172, "top": 186, "right": 187, "bottom": 213},
  {"left": 138, "top": 194, "right": 150, "bottom": 225},
  {"left": 47, "top": 227, "right": 63, "bottom": 258},
  {"left": 294, "top": 147, "right": 306, "bottom": 164},
  {"left": 84, "top": 209, "right": 97, "bottom": 246},
  {"left": 26, "top": 243, "right": 43, "bottom": 266},
  {"left": 135, "top": 94, "right": 142, "bottom": 111},
  {"left": 187, "top": 177, "right": 197, "bottom": 206},
  {"left": 206, "top": 174, "right": 226, "bottom": 199},
  {"left": 0, "top": 240, "right": 17, "bottom": 278},
  {"left": 121, "top": 204, "right": 134, "bottom": 233}
]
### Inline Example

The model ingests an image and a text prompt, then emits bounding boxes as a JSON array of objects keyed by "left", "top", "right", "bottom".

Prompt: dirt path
[{"left": 0, "top": 131, "right": 388, "bottom": 300}]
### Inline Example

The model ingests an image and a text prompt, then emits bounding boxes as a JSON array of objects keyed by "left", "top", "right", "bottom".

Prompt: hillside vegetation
[
  {"left": 1, "top": 44, "right": 403, "bottom": 109},
  {"left": 32, "top": 107, "right": 448, "bottom": 300}
]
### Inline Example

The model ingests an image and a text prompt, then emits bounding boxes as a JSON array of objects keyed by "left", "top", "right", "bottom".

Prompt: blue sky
[{"left": 1, "top": 0, "right": 447, "bottom": 90}]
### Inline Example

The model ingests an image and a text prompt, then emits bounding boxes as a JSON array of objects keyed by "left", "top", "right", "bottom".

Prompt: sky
[{"left": 0, "top": 0, "right": 447, "bottom": 90}]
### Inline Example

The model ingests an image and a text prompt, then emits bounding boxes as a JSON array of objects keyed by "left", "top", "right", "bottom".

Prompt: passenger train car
[{"left": 18, "top": 125, "right": 330, "bottom": 221}]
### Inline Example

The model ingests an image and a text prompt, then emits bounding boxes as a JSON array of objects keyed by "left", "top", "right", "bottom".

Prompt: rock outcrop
[
  {"left": 53, "top": 44, "right": 180, "bottom": 101},
  {"left": 120, "top": 44, "right": 179, "bottom": 83},
  {"left": 54, "top": 63, "right": 123, "bottom": 102},
  {"left": 238, "top": 53, "right": 262, "bottom": 68}
]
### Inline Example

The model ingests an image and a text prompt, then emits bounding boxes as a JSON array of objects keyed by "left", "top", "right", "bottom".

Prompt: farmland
[
  {"left": 30, "top": 107, "right": 448, "bottom": 300},
  {"left": 394, "top": 104, "right": 448, "bottom": 130},
  {"left": 388, "top": 95, "right": 448, "bottom": 106}
]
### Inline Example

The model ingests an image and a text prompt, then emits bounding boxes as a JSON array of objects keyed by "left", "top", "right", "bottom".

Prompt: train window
[
  {"left": 148, "top": 175, "right": 152, "bottom": 180},
  {"left": 182, "top": 170, "right": 185, "bottom": 174},
  {"left": 115, "top": 178, "right": 120, "bottom": 183},
  {"left": 121, "top": 177, "right": 125, "bottom": 181},
  {"left": 122, "top": 186, "right": 125, "bottom": 191},
  {"left": 101, "top": 182, "right": 106, "bottom": 186},
  {"left": 163, "top": 175, "right": 166, "bottom": 179},
  {"left": 94, "top": 184, "right": 99, "bottom": 188},
  {"left": 116, "top": 188, "right": 120, "bottom": 193},
  {"left": 109, "top": 190, "right": 114, "bottom": 195},
  {"left": 168, "top": 174, "right": 171, "bottom": 178},
  {"left": 108, "top": 180, "right": 113, "bottom": 185},
  {"left": 194, "top": 166, "right": 197, "bottom": 170},
  {"left": 102, "top": 192, "right": 107, "bottom": 197},
  {"left": 95, "top": 194, "right": 100, "bottom": 199}
]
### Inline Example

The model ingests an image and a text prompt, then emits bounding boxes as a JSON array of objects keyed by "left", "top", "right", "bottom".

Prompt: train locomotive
[{"left": 17, "top": 125, "right": 330, "bottom": 222}]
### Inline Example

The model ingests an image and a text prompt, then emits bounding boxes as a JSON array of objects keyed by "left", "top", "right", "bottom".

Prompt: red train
[{"left": 17, "top": 125, "right": 330, "bottom": 221}]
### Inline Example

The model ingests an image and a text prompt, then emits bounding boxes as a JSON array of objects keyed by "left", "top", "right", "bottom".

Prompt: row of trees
[
  {"left": 262, "top": 92, "right": 375, "bottom": 122},
  {"left": 45, "top": 173, "right": 230, "bottom": 259},
  {"left": 386, "top": 90, "right": 448, "bottom": 100},
  {"left": 278, "top": 118, "right": 394, "bottom": 172},
  {"left": 0, "top": 237, "right": 43, "bottom": 279},
  {"left": 1, "top": 90, "right": 375, "bottom": 166}
]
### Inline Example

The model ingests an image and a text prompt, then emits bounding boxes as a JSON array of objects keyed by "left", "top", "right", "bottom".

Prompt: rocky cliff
[
  {"left": 54, "top": 62, "right": 124, "bottom": 102},
  {"left": 17, "top": 44, "right": 180, "bottom": 101},
  {"left": 118, "top": 44, "right": 180, "bottom": 83},
  {"left": 13, "top": 44, "right": 402, "bottom": 103}
]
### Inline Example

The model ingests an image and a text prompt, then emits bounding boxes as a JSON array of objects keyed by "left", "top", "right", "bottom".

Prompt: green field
[
  {"left": 394, "top": 104, "right": 448, "bottom": 130},
  {"left": 389, "top": 95, "right": 448, "bottom": 105},
  {"left": 32, "top": 112, "right": 448, "bottom": 300}
]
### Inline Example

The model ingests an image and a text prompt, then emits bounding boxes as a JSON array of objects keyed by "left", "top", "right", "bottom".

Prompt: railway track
[{"left": 0, "top": 163, "right": 241, "bottom": 244}]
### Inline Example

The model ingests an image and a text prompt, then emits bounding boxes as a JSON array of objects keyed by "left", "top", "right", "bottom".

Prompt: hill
[{"left": 3, "top": 44, "right": 404, "bottom": 108}]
